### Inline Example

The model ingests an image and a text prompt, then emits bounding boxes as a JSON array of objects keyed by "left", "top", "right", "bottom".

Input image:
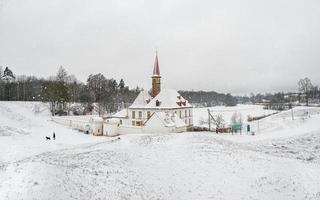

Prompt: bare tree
[
  {"left": 298, "top": 77, "right": 313, "bottom": 106},
  {"left": 213, "top": 114, "right": 225, "bottom": 129},
  {"left": 56, "top": 66, "right": 68, "bottom": 82}
]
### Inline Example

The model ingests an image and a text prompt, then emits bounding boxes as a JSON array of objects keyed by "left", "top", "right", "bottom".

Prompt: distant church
[{"left": 103, "top": 53, "right": 194, "bottom": 136}]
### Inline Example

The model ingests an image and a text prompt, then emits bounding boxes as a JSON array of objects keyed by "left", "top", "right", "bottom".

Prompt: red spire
[{"left": 153, "top": 52, "right": 160, "bottom": 77}]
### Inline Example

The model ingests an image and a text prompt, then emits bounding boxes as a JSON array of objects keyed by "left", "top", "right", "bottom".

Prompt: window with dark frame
[{"left": 132, "top": 111, "right": 135, "bottom": 119}]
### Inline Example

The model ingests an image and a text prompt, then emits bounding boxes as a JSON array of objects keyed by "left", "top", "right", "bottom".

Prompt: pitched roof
[
  {"left": 129, "top": 90, "right": 152, "bottom": 108},
  {"left": 112, "top": 109, "right": 128, "bottom": 118},
  {"left": 129, "top": 89, "right": 192, "bottom": 109}
]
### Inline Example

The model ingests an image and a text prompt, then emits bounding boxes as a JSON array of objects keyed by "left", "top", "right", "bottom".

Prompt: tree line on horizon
[
  {"left": 0, "top": 66, "right": 141, "bottom": 115},
  {"left": 1, "top": 66, "right": 318, "bottom": 115},
  {"left": 236, "top": 77, "right": 320, "bottom": 109},
  {"left": 0, "top": 66, "right": 239, "bottom": 114},
  {"left": 178, "top": 90, "right": 237, "bottom": 107}
]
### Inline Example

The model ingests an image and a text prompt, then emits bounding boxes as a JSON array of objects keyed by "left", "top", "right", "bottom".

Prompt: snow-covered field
[
  {"left": 193, "top": 104, "right": 277, "bottom": 127},
  {"left": 1, "top": 102, "right": 320, "bottom": 200}
]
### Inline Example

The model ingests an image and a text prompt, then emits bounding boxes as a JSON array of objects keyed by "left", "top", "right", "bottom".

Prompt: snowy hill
[
  {"left": 0, "top": 101, "right": 105, "bottom": 163},
  {"left": 194, "top": 105, "right": 320, "bottom": 141},
  {"left": 1, "top": 102, "right": 320, "bottom": 199}
]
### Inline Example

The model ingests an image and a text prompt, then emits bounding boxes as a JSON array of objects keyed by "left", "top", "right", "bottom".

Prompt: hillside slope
[
  {"left": 0, "top": 101, "right": 105, "bottom": 163},
  {"left": 1, "top": 102, "right": 320, "bottom": 200}
]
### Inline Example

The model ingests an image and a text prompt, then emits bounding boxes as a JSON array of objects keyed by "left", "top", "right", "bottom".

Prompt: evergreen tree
[
  {"left": 119, "top": 78, "right": 125, "bottom": 93},
  {"left": 225, "top": 93, "right": 237, "bottom": 106}
]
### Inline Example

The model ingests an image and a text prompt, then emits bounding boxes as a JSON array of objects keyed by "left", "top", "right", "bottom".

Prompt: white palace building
[
  {"left": 102, "top": 53, "right": 193, "bottom": 136},
  {"left": 52, "top": 54, "right": 193, "bottom": 136}
]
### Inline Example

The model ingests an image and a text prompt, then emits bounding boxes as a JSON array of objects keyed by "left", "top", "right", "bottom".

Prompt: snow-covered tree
[
  {"left": 231, "top": 111, "right": 243, "bottom": 125},
  {"left": 213, "top": 114, "right": 225, "bottom": 129},
  {"left": 2, "top": 67, "right": 15, "bottom": 81},
  {"left": 56, "top": 66, "right": 68, "bottom": 82}
]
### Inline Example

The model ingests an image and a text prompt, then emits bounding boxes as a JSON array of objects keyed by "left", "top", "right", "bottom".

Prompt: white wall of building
[
  {"left": 52, "top": 115, "right": 103, "bottom": 136},
  {"left": 143, "top": 115, "right": 174, "bottom": 133},
  {"left": 52, "top": 107, "right": 192, "bottom": 137},
  {"left": 129, "top": 108, "right": 193, "bottom": 127}
]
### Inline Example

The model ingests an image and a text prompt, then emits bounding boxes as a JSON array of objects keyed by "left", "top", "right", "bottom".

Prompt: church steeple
[
  {"left": 151, "top": 52, "right": 161, "bottom": 97},
  {"left": 153, "top": 52, "right": 160, "bottom": 77}
]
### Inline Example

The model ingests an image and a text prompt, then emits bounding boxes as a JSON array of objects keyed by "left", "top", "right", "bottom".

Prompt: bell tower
[{"left": 151, "top": 52, "right": 161, "bottom": 97}]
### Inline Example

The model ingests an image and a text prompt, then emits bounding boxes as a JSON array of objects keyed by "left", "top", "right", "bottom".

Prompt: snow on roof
[
  {"left": 129, "top": 89, "right": 192, "bottom": 109},
  {"left": 129, "top": 90, "right": 152, "bottom": 108},
  {"left": 147, "top": 111, "right": 187, "bottom": 128},
  {"left": 112, "top": 109, "right": 128, "bottom": 118}
]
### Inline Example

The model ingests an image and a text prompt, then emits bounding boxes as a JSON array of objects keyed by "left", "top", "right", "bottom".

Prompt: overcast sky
[{"left": 0, "top": 0, "right": 320, "bottom": 95}]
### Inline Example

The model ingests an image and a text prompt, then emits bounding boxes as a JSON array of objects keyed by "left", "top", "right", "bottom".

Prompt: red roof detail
[
  {"left": 153, "top": 53, "right": 160, "bottom": 77},
  {"left": 156, "top": 100, "right": 161, "bottom": 106}
]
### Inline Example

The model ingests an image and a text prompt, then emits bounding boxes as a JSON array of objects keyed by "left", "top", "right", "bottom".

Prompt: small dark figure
[
  {"left": 247, "top": 124, "right": 250, "bottom": 134},
  {"left": 53, "top": 132, "right": 56, "bottom": 140},
  {"left": 45, "top": 136, "right": 51, "bottom": 140},
  {"left": 117, "top": 137, "right": 121, "bottom": 140}
]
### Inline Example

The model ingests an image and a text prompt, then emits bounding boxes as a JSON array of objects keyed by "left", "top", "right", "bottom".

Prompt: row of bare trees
[
  {"left": 237, "top": 77, "right": 319, "bottom": 106},
  {"left": 0, "top": 66, "right": 140, "bottom": 115}
]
